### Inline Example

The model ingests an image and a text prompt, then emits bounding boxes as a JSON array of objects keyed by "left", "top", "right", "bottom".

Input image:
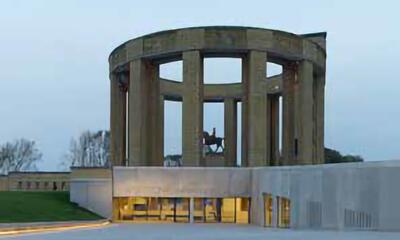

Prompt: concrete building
[
  {"left": 0, "top": 175, "right": 8, "bottom": 191},
  {"left": 0, "top": 171, "right": 70, "bottom": 191},
  {"left": 69, "top": 26, "right": 400, "bottom": 231}
]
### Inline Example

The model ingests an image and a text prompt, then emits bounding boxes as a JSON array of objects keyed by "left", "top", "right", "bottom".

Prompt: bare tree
[
  {"left": 61, "top": 130, "right": 110, "bottom": 169},
  {"left": 0, "top": 139, "right": 42, "bottom": 174}
]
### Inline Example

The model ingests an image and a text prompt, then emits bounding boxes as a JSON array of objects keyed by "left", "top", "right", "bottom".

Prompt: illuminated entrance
[
  {"left": 263, "top": 194, "right": 291, "bottom": 228},
  {"left": 114, "top": 197, "right": 250, "bottom": 223}
]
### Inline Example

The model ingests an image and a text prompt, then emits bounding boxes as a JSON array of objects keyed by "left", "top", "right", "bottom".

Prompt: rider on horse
[{"left": 203, "top": 128, "right": 224, "bottom": 153}]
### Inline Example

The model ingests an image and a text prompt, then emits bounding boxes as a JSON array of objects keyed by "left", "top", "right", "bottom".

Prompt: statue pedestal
[{"left": 204, "top": 152, "right": 225, "bottom": 167}]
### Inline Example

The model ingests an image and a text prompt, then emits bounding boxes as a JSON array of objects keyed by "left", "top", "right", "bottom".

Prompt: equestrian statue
[{"left": 203, "top": 128, "right": 224, "bottom": 153}]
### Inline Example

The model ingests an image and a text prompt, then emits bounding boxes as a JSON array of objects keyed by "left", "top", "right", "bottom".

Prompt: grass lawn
[{"left": 0, "top": 191, "right": 103, "bottom": 223}]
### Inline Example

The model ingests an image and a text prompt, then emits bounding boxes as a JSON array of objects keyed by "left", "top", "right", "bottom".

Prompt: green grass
[{"left": 0, "top": 191, "right": 103, "bottom": 223}]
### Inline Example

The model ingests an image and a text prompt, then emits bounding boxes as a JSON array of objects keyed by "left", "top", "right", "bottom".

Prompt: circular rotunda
[{"left": 109, "top": 26, "right": 326, "bottom": 167}]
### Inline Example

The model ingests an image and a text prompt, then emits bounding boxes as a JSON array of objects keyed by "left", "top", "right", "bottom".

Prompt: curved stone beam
[
  {"left": 109, "top": 26, "right": 326, "bottom": 74},
  {"left": 160, "top": 74, "right": 282, "bottom": 102}
]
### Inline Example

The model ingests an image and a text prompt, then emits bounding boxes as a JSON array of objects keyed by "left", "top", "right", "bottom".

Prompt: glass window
[
  {"left": 174, "top": 198, "right": 190, "bottom": 222},
  {"left": 116, "top": 197, "right": 189, "bottom": 223},
  {"left": 147, "top": 197, "right": 161, "bottom": 221},
  {"left": 114, "top": 197, "right": 250, "bottom": 224},
  {"left": 277, "top": 196, "right": 291, "bottom": 228},
  {"left": 160, "top": 198, "right": 175, "bottom": 222},
  {"left": 264, "top": 194, "right": 273, "bottom": 227},
  {"left": 193, "top": 198, "right": 205, "bottom": 222},
  {"left": 236, "top": 198, "right": 250, "bottom": 224},
  {"left": 221, "top": 198, "right": 235, "bottom": 223},
  {"left": 204, "top": 198, "right": 220, "bottom": 223}
]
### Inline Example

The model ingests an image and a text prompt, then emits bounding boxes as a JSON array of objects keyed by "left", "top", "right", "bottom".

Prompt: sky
[{"left": 0, "top": 0, "right": 399, "bottom": 170}]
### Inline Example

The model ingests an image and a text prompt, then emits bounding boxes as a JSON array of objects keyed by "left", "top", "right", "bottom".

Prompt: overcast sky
[{"left": 1, "top": 0, "right": 399, "bottom": 170}]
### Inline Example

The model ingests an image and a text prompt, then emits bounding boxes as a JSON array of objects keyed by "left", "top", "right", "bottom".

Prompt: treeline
[
  {"left": 0, "top": 131, "right": 364, "bottom": 174},
  {"left": 325, "top": 148, "right": 363, "bottom": 164}
]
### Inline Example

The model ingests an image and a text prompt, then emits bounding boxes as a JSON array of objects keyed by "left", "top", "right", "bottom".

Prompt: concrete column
[
  {"left": 189, "top": 197, "right": 195, "bottom": 223},
  {"left": 241, "top": 57, "right": 249, "bottom": 167},
  {"left": 268, "top": 95, "right": 280, "bottom": 166},
  {"left": 157, "top": 96, "right": 165, "bottom": 165},
  {"left": 112, "top": 198, "right": 120, "bottom": 221},
  {"left": 272, "top": 196, "right": 278, "bottom": 227},
  {"left": 224, "top": 98, "right": 237, "bottom": 167},
  {"left": 147, "top": 65, "right": 163, "bottom": 166},
  {"left": 314, "top": 73, "right": 325, "bottom": 164},
  {"left": 282, "top": 63, "right": 296, "bottom": 165},
  {"left": 110, "top": 73, "right": 126, "bottom": 166},
  {"left": 128, "top": 59, "right": 159, "bottom": 166},
  {"left": 182, "top": 51, "right": 204, "bottom": 166},
  {"left": 297, "top": 60, "right": 314, "bottom": 164},
  {"left": 244, "top": 50, "right": 268, "bottom": 167}
]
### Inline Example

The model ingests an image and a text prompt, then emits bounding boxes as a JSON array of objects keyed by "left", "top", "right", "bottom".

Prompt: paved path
[{"left": 1, "top": 223, "right": 400, "bottom": 240}]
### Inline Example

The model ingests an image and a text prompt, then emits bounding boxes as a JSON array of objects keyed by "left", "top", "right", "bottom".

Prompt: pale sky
[{"left": 1, "top": 0, "right": 399, "bottom": 170}]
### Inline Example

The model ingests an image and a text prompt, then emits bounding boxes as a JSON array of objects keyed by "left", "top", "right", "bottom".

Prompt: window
[
  {"left": 277, "top": 196, "right": 291, "bottom": 228},
  {"left": 264, "top": 194, "right": 273, "bottom": 227},
  {"left": 116, "top": 197, "right": 189, "bottom": 222},
  {"left": 236, "top": 198, "right": 250, "bottom": 224},
  {"left": 115, "top": 197, "right": 250, "bottom": 224}
]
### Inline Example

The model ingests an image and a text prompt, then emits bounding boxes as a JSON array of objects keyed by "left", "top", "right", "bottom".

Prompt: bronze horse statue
[{"left": 203, "top": 128, "right": 224, "bottom": 153}]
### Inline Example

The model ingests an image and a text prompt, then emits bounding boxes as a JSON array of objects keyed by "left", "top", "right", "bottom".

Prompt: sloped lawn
[{"left": 0, "top": 191, "right": 102, "bottom": 223}]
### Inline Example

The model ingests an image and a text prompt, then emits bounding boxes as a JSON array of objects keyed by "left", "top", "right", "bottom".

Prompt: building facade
[
  {"left": 0, "top": 172, "right": 70, "bottom": 191},
  {"left": 69, "top": 26, "right": 400, "bottom": 231}
]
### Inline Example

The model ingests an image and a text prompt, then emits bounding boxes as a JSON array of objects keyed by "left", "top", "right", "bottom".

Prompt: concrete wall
[
  {"left": 113, "top": 166, "right": 251, "bottom": 198},
  {"left": 6, "top": 172, "right": 70, "bottom": 191},
  {"left": 70, "top": 161, "right": 400, "bottom": 231},
  {"left": 251, "top": 161, "right": 400, "bottom": 231},
  {"left": 69, "top": 168, "right": 112, "bottom": 219},
  {"left": 0, "top": 175, "right": 8, "bottom": 191}
]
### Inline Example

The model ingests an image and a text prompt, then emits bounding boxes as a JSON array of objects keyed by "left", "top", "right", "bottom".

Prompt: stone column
[
  {"left": 157, "top": 96, "right": 165, "bottom": 165},
  {"left": 182, "top": 51, "right": 204, "bottom": 166},
  {"left": 272, "top": 196, "right": 278, "bottom": 227},
  {"left": 147, "top": 66, "right": 163, "bottom": 166},
  {"left": 241, "top": 57, "right": 249, "bottom": 167},
  {"left": 297, "top": 60, "right": 314, "bottom": 164},
  {"left": 189, "top": 197, "right": 195, "bottom": 223},
  {"left": 128, "top": 59, "right": 159, "bottom": 166},
  {"left": 282, "top": 63, "right": 296, "bottom": 165},
  {"left": 268, "top": 95, "right": 280, "bottom": 166},
  {"left": 243, "top": 50, "right": 268, "bottom": 167},
  {"left": 110, "top": 73, "right": 127, "bottom": 166},
  {"left": 224, "top": 98, "right": 237, "bottom": 167},
  {"left": 314, "top": 73, "right": 325, "bottom": 164}
]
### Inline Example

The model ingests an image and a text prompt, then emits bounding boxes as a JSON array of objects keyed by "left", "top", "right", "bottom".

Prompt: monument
[
  {"left": 70, "top": 26, "right": 400, "bottom": 231},
  {"left": 109, "top": 26, "right": 326, "bottom": 168}
]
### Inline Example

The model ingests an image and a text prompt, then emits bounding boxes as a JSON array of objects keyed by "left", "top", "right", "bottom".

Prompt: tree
[
  {"left": 0, "top": 139, "right": 42, "bottom": 174},
  {"left": 325, "top": 147, "right": 364, "bottom": 164},
  {"left": 61, "top": 130, "right": 110, "bottom": 169}
]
